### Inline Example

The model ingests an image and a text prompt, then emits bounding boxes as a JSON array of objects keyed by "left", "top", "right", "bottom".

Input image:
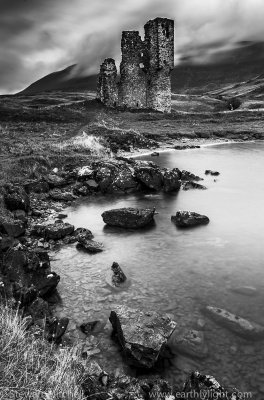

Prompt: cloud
[{"left": 1, "top": 0, "right": 264, "bottom": 93}]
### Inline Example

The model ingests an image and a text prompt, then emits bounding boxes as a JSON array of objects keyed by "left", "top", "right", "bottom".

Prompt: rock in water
[
  {"left": 167, "top": 328, "right": 208, "bottom": 359},
  {"left": 111, "top": 262, "right": 127, "bottom": 287},
  {"left": 102, "top": 207, "right": 155, "bottom": 229},
  {"left": 182, "top": 181, "right": 207, "bottom": 190},
  {"left": 171, "top": 211, "right": 209, "bottom": 228},
  {"left": 163, "top": 168, "right": 181, "bottom": 192},
  {"left": 135, "top": 166, "right": 163, "bottom": 191},
  {"left": 109, "top": 305, "right": 177, "bottom": 368},
  {"left": 77, "top": 239, "right": 104, "bottom": 253},
  {"left": 205, "top": 170, "right": 220, "bottom": 176},
  {"left": 204, "top": 306, "right": 264, "bottom": 340}
]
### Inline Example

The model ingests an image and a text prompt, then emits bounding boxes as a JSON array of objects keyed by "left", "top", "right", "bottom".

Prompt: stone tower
[
  {"left": 96, "top": 17, "right": 174, "bottom": 113},
  {"left": 118, "top": 31, "right": 147, "bottom": 109},
  {"left": 97, "top": 58, "right": 118, "bottom": 107},
  {"left": 144, "top": 18, "right": 174, "bottom": 112}
]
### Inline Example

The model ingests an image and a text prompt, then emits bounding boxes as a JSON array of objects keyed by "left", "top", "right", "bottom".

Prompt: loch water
[{"left": 52, "top": 142, "right": 264, "bottom": 397}]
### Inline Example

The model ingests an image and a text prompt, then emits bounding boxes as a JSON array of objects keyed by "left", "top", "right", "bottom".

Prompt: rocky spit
[{"left": 0, "top": 155, "right": 256, "bottom": 398}]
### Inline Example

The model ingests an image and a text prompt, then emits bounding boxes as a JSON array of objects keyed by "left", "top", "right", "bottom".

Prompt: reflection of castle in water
[{"left": 97, "top": 17, "right": 174, "bottom": 113}]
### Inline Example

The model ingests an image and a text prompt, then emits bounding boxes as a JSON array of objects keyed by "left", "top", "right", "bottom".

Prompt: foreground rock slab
[
  {"left": 77, "top": 239, "right": 104, "bottom": 253},
  {"left": 109, "top": 305, "right": 177, "bottom": 368},
  {"left": 204, "top": 305, "right": 264, "bottom": 340},
  {"left": 102, "top": 207, "right": 156, "bottom": 229},
  {"left": 171, "top": 211, "right": 210, "bottom": 228}
]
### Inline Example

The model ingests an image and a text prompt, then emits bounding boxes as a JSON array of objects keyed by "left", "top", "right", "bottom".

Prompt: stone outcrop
[
  {"left": 97, "top": 17, "right": 174, "bottom": 113},
  {"left": 204, "top": 306, "right": 264, "bottom": 340},
  {"left": 171, "top": 211, "right": 210, "bottom": 227},
  {"left": 109, "top": 305, "right": 177, "bottom": 368},
  {"left": 102, "top": 207, "right": 156, "bottom": 228}
]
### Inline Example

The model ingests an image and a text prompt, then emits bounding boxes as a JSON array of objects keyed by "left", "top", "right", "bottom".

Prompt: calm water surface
[{"left": 52, "top": 142, "right": 264, "bottom": 397}]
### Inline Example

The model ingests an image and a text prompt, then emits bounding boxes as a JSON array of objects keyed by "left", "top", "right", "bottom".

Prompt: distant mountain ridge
[{"left": 20, "top": 41, "right": 264, "bottom": 95}]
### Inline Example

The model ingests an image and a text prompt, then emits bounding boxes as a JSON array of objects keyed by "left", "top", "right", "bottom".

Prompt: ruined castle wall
[
  {"left": 144, "top": 18, "right": 174, "bottom": 112},
  {"left": 118, "top": 31, "right": 147, "bottom": 109},
  {"left": 96, "top": 58, "right": 118, "bottom": 107}
]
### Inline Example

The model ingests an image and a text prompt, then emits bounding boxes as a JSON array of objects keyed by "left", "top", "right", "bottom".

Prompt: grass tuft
[{"left": 0, "top": 303, "right": 86, "bottom": 400}]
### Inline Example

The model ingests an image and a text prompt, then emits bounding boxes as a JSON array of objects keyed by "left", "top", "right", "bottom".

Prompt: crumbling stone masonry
[
  {"left": 97, "top": 58, "right": 118, "bottom": 107},
  {"left": 96, "top": 17, "right": 174, "bottom": 113}
]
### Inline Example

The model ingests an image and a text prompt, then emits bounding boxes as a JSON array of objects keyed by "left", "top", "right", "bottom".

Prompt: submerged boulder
[
  {"left": 109, "top": 305, "right": 177, "bottom": 368},
  {"left": 168, "top": 328, "right": 208, "bottom": 359},
  {"left": 204, "top": 306, "right": 264, "bottom": 340},
  {"left": 171, "top": 211, "right": 209, "bottom": 228},
  {"left": 230, "top": 286, "right": 258, "bottom": 296},
  {"left": 102, "top": 207, "right": 155, "bottom": 229}
]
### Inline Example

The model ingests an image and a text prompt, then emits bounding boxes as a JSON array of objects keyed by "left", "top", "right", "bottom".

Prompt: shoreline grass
[{"left": 0, "top": 303, "right": 85, "bottom": 400}]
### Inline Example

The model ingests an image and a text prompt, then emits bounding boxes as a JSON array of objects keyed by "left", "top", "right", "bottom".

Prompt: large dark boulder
[
  {"left": 2, "top": 220, "right": 26, "bottom": 238},
  {"left": 163, "top": 168, "right": 181, "bottom": 192},
  {"left": 109, "top": 305, "right": 177, "bottom": 368},
  {"left": 95, "top": 161, "right": 138, "bottom": 194},
  {"left": 102, "top": 207, "right": 155, "bottom": 229},
  {"left": 4, "top": 184, "right": 30, "bottom": 212},
  {"left": 37, "top": 272, "right": 60, "bottom": 297},
  {"left": 2, "top": 246, "right": 59, "bottom": 300},
  {"left": 135, "top": 166, "right": 163, "bottom": 191},
  {"left": 112, "top": 169, "right": 138, "bottom": 193},
  {"left": 171, "top": 211, "right": 209, "bottom": 228}
]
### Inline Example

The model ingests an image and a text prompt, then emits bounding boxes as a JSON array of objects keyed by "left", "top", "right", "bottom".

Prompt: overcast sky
[{"left": 1, "top": 0, "right": 264, "bottom": 94}]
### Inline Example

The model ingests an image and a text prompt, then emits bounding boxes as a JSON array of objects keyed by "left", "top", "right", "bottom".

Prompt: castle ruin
[{"left": 96, "top": 17, "right": 174, "bottom": 113}]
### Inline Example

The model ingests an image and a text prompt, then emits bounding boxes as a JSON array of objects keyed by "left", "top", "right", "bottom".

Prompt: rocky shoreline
[{"left": 0, "top": 136, "right": 255, "bottom": 399}]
